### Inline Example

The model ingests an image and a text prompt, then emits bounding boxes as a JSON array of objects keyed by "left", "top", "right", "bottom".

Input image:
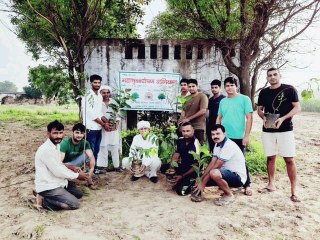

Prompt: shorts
[
  {"left": 261, "top": 131, "right": 295, "bottom": 157},
  {"left": 207, "top": 169, "right": 243, "bottom": 188}
]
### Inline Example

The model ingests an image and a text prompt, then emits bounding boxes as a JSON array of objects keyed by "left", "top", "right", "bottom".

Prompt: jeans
[
  {"left": 86, "top": 129, "right": 102, "bottom": 163},
  {"left": 65, "top": 154, "right": 89, "bottom": 167},
  {"left": 39, "top": 181, "right": 83, "bottom": 211}
]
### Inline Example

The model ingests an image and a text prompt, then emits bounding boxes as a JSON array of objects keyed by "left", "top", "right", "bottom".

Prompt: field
[{"left": 0, "top": 105, "right": 320, "bottom": 240}]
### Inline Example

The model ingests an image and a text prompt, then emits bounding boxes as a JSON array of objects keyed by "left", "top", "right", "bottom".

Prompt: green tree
[
  {"left": 23, "top": 85, "right": 42, "bottom": 99},
  {"left": 28, "top": 65, "right": 72, "bottom": 104},
  {"left": 0, "top": 81, "right": 18, "bottom": 92},
  {"left": 7, "top": 0, "right": 148, "bottom": 110},
  {"left": 146, "top": 0, "right": 320, "bottom": 103}
]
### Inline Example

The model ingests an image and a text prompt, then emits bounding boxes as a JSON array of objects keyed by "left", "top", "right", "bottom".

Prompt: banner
[{"left": 119, "top": 71, "right": 180, "bottom": 111}]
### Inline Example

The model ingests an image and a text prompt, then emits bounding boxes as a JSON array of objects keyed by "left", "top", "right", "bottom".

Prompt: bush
[
  {"left": 246, "top": 138, "right": 285, "bottom": 175},
  {"left": 301, "top": 98, "right": 320, "bottom": 112}
]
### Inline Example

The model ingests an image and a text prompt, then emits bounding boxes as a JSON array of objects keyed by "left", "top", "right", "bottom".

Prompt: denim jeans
[
  {"left": 65, "top": 154, "right": 89, "bottom": 167},
  {"left": 86, "top": 129, "right": 102, "bottom": 162},
  {"left": 39, "top": 181, "right": 83, "bottom": 211}
]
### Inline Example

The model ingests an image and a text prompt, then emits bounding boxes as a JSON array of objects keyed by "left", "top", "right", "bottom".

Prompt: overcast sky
[{"left": 0, "top": 0, "right": 319, "bottom": 92}]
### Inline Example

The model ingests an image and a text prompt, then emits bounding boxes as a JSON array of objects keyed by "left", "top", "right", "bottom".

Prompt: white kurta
[
  {"left": 81, "top": 89, "right": 103, "bottom": 130},
  {"left": 122, "top": 134, "right": 161, "bottom": 178}
]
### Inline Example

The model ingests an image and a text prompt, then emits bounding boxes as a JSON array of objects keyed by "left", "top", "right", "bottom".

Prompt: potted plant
[
  {"left": 265, "top": 88, "right": 290, "bottom": 129},
  {"left": 189, "top": 145, "right": 212, "bottom": 202}
]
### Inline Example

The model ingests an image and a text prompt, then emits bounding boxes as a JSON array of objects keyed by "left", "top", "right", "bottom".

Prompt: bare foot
[
  {"left": 244, "top": 187, "right": 253, "bottom": 196},
  {"left": 290, "top": 195, "right": 301, "bottom": 202},
  {"left": 258, "top": 187, "right": 276, "bottom": 193}
]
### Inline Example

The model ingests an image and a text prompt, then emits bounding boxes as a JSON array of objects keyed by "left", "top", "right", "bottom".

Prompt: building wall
[{"left": 84, "top": 39, "right": 233, "bottom": 95}]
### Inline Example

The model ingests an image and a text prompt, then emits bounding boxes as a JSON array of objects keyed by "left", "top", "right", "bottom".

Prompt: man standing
[
  {"left": 35, "top": 120, "right": 88, "bottom": 211},
  {"left": 97, "top": 85, "right": 121, "bottom": 171},
  {"left": 257, "top": 67, "right": 301, "bottom": 202},
  {"left": 82, "top": 74, "right": 107, "bottom": 174},
  {"left": 179, "top": 78, "right": 190, "bottom": 97},
  {"left": 60, "top": 123, "right": 96, "bottom": 189},
  {"left": 207, "top": 79, "right": 225, "bottom": 152},
  {"left": 216, "top": 77, "right": 253, "bottom": 196},
  {"left": 161, "top": 122, "right": 200, "bottom": 195},
  {"left": 193, "top": 124, "right": 247, "bottom": 206},
  {"left": 179, "top": 79, "right": 208, "bottom": 144}
]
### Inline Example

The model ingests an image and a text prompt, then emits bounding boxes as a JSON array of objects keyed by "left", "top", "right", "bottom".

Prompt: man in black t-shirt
[
  {"left": 207, "top": 79, "right": 225, "bottom": 152},
  {"left": 161, "top": 122, "right": 200, "bottom": 195},
  {"left": 257, "top": 67, "right": 301, "bottom": 202}
]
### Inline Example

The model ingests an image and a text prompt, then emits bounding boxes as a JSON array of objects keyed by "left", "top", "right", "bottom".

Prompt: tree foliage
[
  {"left": 8, "top": 0, "right": 148, "bottom": 108},
  {"left": 146, "top": 0, "right": 320, "bottom": 102},
  {"left": 28, "top": 65, "right": 72, "bottom": 104},
  {"left": 0, "top": 81, "right": 18, "bottom": 92},
  {"left": 23, "top": 85, "right": 42, "bottom": 99}
]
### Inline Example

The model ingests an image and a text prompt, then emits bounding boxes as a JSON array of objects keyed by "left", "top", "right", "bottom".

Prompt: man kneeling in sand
[
  {"left": 34, "top": 120, "right": 88, "bottom": 211},
  {"left": 60, "top": 123, "right": 96, "bottom": 190},
  {"left": 193, "top": 124, "right": 247, "bottom": 205},
  {"left": 122, "top": 121, "right": 161, "bottom": 183}
]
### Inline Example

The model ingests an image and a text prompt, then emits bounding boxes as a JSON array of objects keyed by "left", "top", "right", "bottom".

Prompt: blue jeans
[
  {"left": 86, "top": 129, "right": 102, "bottom": 163},
  {"left": 208, "top": 169, "right": 243, "bottom": 188},
  {"left": 65, "top": 154, "right": 89, "bottom": 167},
  {"left": 39, "top": 181, "right": 83, "bottom": 211}
]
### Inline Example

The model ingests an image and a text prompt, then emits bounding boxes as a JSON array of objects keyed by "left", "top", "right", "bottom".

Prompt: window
[
  {"left": 125, "top": 45, "right": 133, "bottom": 59},
  {"left": 197, "top": 45, "right": 203, "bottom": 59},
  {"left": 150, "top": 44, "right": 157, "bottom": 59},
  {"left": 137, "top": 44, "right": 145, "bottom": 59},
  {"left": 186, "top": 45, "right": 193, "bottom": 59},
  {"left": 174, "top": 45, "right": 181, "bottom": 59},
  {"left": 162, "top": 45, "right": 169, "bottom": 59}
]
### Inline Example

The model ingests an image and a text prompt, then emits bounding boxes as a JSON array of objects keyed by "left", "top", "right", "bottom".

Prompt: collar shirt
[
  {"left": 35, "top": 139, "right": 79, "bottom": 193},
  {"left": 82, "top": 89, "right": 103, "bottom": 130},
  {"left": 213, "top": 138, "right": 247, "bottom": 184}
]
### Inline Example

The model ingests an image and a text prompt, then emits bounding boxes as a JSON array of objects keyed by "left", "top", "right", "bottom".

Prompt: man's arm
[
  {"left": 85, "top": 149, "right": 95, "bottom": 177},
  {"left": 275, "top": 102, "right": 301, "bottom": 128},
  {"left": 243, "top": 112, "right": 253, "bottom": 146},
  {"left": 257, "top": 105, "right": 265, "bottom": 119},
  {"left": 216, "top": 115, "right": 222, "bottom": 124}
]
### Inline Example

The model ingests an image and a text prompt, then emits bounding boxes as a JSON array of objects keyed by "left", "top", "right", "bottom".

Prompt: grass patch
[
  {"left": 246, "top": 136, "right": 285, "bottom": 175},
  {"left": 301, "top": 99, "right": 320, "bottom": 112},
  {"left": 0, "top": 104, "right": 79, "bottom": 127}
]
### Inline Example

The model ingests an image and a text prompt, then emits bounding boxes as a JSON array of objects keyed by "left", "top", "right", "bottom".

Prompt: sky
[{"left": 0, "top": 0, "right": 319, "bottom": 92}]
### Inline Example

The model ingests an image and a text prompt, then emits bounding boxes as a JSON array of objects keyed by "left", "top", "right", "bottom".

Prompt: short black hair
[
  {"left": 47, "top": 120, "right": 64, "bottom": 132},
  {"left": 180, "top": 78, "right": 189, "bottom": 85},
  {"left": 72, "top": 123, "right": 86, "bottom": 133},
  {"left": 224, "top": 77, "right": 238, "bottom": 87},
  {"left": 211, "top": 124, "right": 225, "bottom": 133},
  {"left": 188, "top": 78, "right": 198, "bottom": 85},
  {"left": 180, "top": 122, "right": 194, "bottom": 128},
  {"left": 89, "top": 74, "right": 102, "bottom": 83},
  {"left": 211, "top": 79, "right": 221, "bottom": 87},
  {"left": 267, "top": 67, "right": 279, "bottom": 74}
]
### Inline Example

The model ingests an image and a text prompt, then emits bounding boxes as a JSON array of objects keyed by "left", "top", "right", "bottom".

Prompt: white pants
[
  {"left": 261, "top": 131, "right": 296, "bottom": 157},
  {"left": 97, "top": 145, "right": 120, "bottom": 168},
  {"left": 122, "top": 157, "right": 161, "bottom": 178}
]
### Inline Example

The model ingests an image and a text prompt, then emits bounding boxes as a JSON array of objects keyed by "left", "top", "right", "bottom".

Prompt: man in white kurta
[
  {"left": 97, "top": 86, "right": 121, "bottom": 170},
  {"left": 122, "top": 121, "right": 161, "bottom": 183}
]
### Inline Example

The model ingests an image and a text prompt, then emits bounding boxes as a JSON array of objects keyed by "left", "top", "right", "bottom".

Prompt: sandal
[{"left": 290, "top": 195, "right": 301, "bottom": 202}]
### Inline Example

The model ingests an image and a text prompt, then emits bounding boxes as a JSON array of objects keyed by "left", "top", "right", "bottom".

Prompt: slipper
[
  {"left": 244, "top": 187, "right": 253, "bottom": 196},
  {"left": 290, "top": 195, "right": 301, "bottom": 203},
  {"left": 214, "top": 197, "right": 235, "bottom": 206},
  {"left": 258, "top": 187, "right": 276, "bottom": 193}
]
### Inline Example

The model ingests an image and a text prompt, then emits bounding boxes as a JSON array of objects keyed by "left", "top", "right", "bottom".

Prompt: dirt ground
[{"left": 0, "top": 111, "right": 319, "bottom": 240}]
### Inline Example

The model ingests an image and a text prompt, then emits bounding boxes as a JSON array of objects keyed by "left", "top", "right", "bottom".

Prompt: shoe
[
  {"left": 94, "top": 169, "right": 107, "bottom": 175},
  {"left": 131, "top": 176, "right": 140, "bottom": 181},
  {"left": 114, "top": 168, "right": 123, "bottom": 172},
  {"left": 150, "top": 176, "right": 158, "bottom": 183}
]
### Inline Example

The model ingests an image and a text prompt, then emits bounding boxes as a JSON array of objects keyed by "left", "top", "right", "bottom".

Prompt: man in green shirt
[{"left": 60, "top": 123, "right": 96, "bottom": 188}]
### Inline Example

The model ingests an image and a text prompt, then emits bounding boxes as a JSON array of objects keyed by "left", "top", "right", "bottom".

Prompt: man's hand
[
  {"left": 103, "top": 122, "right": 113, "bottom": 131},
  {"left": 275, "top": 117, "right": 284, "bottom": 129},
  {"left": 193, "top": 182, "right": 204, "bottom": 196},
  {"left": 77, "top": 171, "right": 89, "bottom": 181},
  {"left": 242, "top": 136, "right": 249, "bottom": 147},
  {"left": 178, "top": 118, "right": 189, "bottom": 125},
  {"left": 69, "top": 165, "right": 81, "bottom": 173},
  {"left": 173, "top": 175, "right": 183, "bottom": 184}
]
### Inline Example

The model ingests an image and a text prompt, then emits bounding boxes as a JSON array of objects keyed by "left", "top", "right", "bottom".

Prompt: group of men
[{"left": 34, "top": 67, "right": 301, "bottom": 211}]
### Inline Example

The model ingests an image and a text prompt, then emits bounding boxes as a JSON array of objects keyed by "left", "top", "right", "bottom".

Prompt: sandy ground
[{"left": 0, "top": 111, "right": 320, "bottom": 240}]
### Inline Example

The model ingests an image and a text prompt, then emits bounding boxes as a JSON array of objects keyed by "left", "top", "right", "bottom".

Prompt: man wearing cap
[
  {"left": 60, "top": 123, "right": 96, "bottom": 189},
  {"left": 97, "top": 86, "right": 121, "bottom": 171},
  {"left": 122, "top": 121, "right": 161, "bottom": 183}
]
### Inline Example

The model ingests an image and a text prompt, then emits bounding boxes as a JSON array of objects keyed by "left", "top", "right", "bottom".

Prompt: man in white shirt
[
  {"left": 193, "top": 124, "right": 247, "bottom": 206},
  {"left": 81, "top": 74, "right": 108, "bottom": 174},
  {"left": 35, "top": 120, "right": 88, "bottom": 211},
  {"left": 97, "top": 85, "right": 121, "bottom": 171},
  {"left": 122, "top": 121, "right": 161, "bottom": 183}
]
